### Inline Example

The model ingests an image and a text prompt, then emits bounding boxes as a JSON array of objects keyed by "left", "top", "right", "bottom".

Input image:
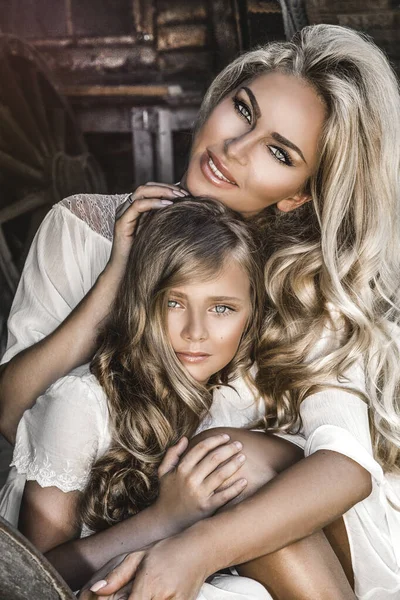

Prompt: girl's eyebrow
[
  {"left": 208, "top": 296, "right": 244, "bottom": 304},
  {"left": 169, "top": 291, "right": 244, "bottom": 304},
  {"left": 242, "top": 86, "right": 307, "bottom": 164}
]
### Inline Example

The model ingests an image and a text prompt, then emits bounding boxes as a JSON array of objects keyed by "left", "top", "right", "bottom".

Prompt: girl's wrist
[{"left": 147, "top": 498, "right": 184, "bottom": 539}]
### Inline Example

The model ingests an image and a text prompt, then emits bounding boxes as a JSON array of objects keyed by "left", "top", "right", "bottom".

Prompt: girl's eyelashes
[
  {"left": 212, "top": 305, "right": 235, "bottom": 316},
  {"left": 232, "top": 95, "right": 294, "bottom": 167},
  {"left": 168, "top": 299, "right": 235, "bottom": 316}
]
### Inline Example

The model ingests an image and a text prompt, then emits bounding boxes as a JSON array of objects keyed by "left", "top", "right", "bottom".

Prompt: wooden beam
[{"left": 61, "top": 85, "right": 183, "bottom": 98}]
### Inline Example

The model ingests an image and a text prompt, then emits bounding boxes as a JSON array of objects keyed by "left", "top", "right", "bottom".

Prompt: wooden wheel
[
  {"left": 0, "top": 35, "right": 107, "bottom": 352},
  {"left": 0, "top": 515, "right": 75, "bottom": 599}
]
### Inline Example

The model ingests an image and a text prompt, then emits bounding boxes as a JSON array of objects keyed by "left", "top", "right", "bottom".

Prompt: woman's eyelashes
[{"left": 232, "top": 96, "right": 294, "bottom": 167}]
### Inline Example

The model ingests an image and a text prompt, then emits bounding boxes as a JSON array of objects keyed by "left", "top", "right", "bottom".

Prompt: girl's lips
[
  {"left": 176, "top": 352, "right": 210, "bottom": 364},
  {"left": 200, "top": 151, "right": 237, "bottom": 188}
]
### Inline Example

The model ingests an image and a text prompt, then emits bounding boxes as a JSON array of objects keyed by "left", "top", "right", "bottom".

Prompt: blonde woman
[{"left": 1, "top": 23, "right": 400, "bottom": 599}]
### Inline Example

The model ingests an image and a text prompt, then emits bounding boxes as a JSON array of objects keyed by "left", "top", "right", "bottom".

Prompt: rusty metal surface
[{"left": 0, "top": 515, "right": 75, "bottom": 600}]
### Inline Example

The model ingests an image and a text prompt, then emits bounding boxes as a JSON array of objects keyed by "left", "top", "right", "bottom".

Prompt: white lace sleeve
[
  {"left": 2, "top": 196, "right": 120, "bottom": 364},
  {"left": 11, "top": 371, "right": 110, "bottom": 492},
  {"left": 59, "top": 193, "right": 127, "bottom": 241}
]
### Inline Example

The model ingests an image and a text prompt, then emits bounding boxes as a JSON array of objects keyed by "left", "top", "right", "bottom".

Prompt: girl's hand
[
  {"left": 110, "top": 183, "right": 189, "bottom": 270},
  {"left": 83, "top": 535, "right": 210, "bottom": 600},
  {"left": 155, "top": 434, "right": 248, "bottom": 531}
]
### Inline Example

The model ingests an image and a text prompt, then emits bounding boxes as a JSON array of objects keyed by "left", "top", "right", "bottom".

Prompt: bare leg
[{"left": 189, "top": 428, "right": 355, "bottom": 600}]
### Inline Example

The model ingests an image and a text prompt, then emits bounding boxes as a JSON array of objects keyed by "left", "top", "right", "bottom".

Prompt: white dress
[{"left": 1, "top": 194, "right": 400, "bottom": 600}]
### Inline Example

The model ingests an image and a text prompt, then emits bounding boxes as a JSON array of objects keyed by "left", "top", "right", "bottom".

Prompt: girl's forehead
[{"left": 170, "top": 260, "right": 251, "bottom": 299}]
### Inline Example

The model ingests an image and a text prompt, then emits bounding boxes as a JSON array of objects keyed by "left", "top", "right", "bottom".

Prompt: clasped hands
[{"left": 79, "top": 433, "right": 247, "bottom": 600}]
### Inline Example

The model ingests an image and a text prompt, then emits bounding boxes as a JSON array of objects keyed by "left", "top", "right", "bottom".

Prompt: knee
[{"left": 188, "top": 427, "right": 301, "bottom": 503}]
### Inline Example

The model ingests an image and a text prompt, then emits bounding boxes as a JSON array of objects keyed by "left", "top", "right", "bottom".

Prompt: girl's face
[
  {"left": 183, "top": 72, "right": 326, "bottom": 216},
  {"left": 167, "top": 260, "right": 252, "bottom": 384}
]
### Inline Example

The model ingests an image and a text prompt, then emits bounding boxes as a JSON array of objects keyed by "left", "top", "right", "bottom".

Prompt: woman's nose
[
  {"left": 182, "top": 312, "right": 208, "bottom": 342},
  {"left": 224, "top": 131, "right": 254, "bottom": 166}
]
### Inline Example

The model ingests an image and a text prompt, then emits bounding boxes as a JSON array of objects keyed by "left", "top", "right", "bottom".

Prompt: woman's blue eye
[
  {"left": 233, "top": 98, "right": 252, "bottom": 124},
  {"left": 269, "top": 145, "right": 293, "bottom": 167},
  {"left": 233, "top": 97, "right": 293, "bottom": 167}
]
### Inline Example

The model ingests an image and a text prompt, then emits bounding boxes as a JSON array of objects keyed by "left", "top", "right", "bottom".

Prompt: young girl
[
  {"left": 1, "top": 23, "right": 400, "bottom": 600},
  {"left": 1, "top": 198, "right": 273, "bottom": 598}
]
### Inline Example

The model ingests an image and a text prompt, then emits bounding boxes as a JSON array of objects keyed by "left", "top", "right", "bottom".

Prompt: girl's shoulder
[{"left": 57, "top": 193, "right": 129, "bottom": 241}]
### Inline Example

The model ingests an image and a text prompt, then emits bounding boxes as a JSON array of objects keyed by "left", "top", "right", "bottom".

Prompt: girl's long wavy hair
[
  {"left": 80, "top": 198, "right": 265, "bottom": 531},
  {"left": 197, "top": 24, "right": 400, "bottom": 472}
]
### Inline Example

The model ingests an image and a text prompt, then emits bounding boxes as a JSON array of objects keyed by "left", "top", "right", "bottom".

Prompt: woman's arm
[
  {"left": 87, "top": 448, "right": 370, "bottom": 600},
  {"left": 0, "top": 186, "right": 185, "bottom": 444},
  {"left": 87, "top": 387, "right": 379, "bottom": 599}
]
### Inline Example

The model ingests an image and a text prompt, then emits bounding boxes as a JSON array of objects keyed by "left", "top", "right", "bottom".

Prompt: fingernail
[
  {"left": 238, "top": 453, "right": 246, "bottom": 462},
  {"left": 160, "top": 200, "right": 174, "bottom": 205},
  {"left": 90, "top": 580, "right": 108, "bottom": 592},
  {"left": 234, "top": 441, "right": 243, "bottom": 449},
  {"left": 240, "top": 478, "right": 247, "bottom": 485},
  {"left": 222, "top": 434, "right": 230, "bottom": 440},
  {"left": 173, "top": 190, "right": 186, "bottom": 197}
]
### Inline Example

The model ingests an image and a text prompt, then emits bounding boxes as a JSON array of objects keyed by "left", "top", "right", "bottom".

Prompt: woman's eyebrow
[
  {"left": 242, "top": 86, "right": 261, "bottom": 120},
  {"left": 242, "top": 86, "right": 307, "bottom": 164},
  {"left": 271, "top": 132, "right": 307, "bottom": 164}
]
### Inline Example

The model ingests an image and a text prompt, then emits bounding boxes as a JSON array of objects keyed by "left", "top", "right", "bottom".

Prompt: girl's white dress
[{"left": 1, "top": 194, "right": 400, "bottom": 600}]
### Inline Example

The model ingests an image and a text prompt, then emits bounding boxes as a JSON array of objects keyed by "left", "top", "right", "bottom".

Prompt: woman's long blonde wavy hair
[
  {"left": 197, "top": 24, "right": 400, "bottom": 472},
  {"left": 80, "top": 198, "right": 265, "bottom": 531}
]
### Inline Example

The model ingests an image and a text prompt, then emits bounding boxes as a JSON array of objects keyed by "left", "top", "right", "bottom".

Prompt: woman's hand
[
  {"left": 155, "top": 434, "right": 248, "bottom": 531},
  {"left": 109, "top": 183, "right": 189, "bottom": 272},
  {"left": 81, "top": 535, "right": 211, "bottom": 600}
]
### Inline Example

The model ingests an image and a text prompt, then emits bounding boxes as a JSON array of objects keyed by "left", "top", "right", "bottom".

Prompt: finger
[
  {"left": 90, "top": 552, "right": 145, "bottom": 595},
  {"left": 143, "top": 181, "right": 189, "bottom": 194},
  {"left": 189, "top": 440, "right": 244, "bottom": 484},
  {"left": 116, "top": 197, "right": 173, "bottom": 227},
  {"left": 158, "top": 437, "right": 189, "bottom": 477},
  {"left": 210, "top": 477, "right": 248, "bottom": 510},
  {"left": 204, "top": 451, "right": 246, "bottom": 494},
  {"left": 177, "top": 433, "right": 231, "bottom": 474},
  {"left": 133, "top": 184, "right": 188, "bottom": 200}
]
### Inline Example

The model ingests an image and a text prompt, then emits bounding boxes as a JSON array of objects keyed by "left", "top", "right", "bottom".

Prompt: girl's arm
[
  {"left": 20, "top": 435, "right": 248, "bottom": 591},
  {"left": 0, "top": 186, "right": 184, "bottom": 444}
]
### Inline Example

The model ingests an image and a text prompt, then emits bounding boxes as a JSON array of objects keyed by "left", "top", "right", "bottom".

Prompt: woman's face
[
  {"left": 183, "top": 72, "right": 326, "bottom": 216},
  {"left": 166, "top": 260, "right": 251, "bottom": 384}
]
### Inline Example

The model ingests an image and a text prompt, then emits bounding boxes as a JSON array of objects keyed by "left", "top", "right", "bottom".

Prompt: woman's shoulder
[{"left": 57, "top": 193, "right": 129, "bottom": 241}]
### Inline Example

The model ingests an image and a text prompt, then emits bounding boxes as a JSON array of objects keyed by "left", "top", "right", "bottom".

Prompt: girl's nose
[{"left": 182, "top": 312, "right": 208, "bottom": 342}]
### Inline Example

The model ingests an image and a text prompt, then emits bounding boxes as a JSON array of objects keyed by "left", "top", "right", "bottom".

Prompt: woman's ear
[{"left": 276, "top": 191, "right": 311, "bottom": 213}]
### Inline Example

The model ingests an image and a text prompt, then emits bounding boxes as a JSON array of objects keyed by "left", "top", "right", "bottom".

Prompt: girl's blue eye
[
  {"left": 168, "top": 300, "right": 180, "bottom": 308},
  {"left": 213, "top": 305, "right": 233, "bottom": 315}
]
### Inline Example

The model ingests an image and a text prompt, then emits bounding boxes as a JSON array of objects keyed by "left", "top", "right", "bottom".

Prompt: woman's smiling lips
[
  {"left": 176, "top": 352, "right": 211, "bottom": 363},
  {"left": 200, "top": 150, "right": 237, "bottom": 188}
]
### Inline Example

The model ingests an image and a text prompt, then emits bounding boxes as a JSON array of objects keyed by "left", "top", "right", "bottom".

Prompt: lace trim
[
  {"left": 59, "top": 193, "right": 128, "bottom": 241},
  {"left": 11, "top": 440, "right": 98, "bottom": 493}
]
